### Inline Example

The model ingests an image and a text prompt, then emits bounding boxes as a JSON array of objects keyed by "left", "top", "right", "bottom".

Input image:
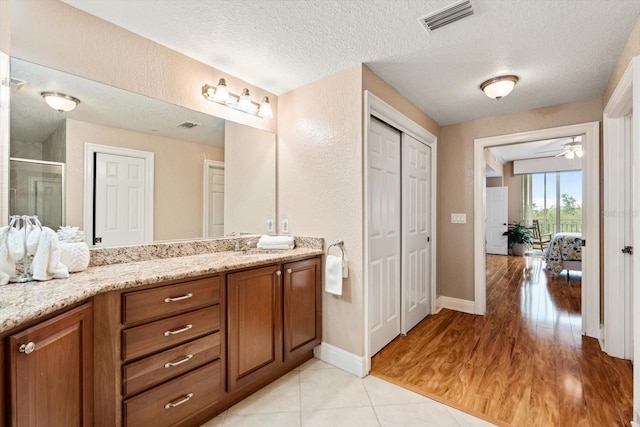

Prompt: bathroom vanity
[{"left": 0, "top": 238, "right": 323, "bottom": 427}]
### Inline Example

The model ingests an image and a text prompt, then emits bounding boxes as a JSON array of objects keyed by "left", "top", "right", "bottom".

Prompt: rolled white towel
[
  {"left": 31, "top": 227, "right": 69, "bottom": 281},
  {"left": 0, "top": 227, "right": 13, "bottom": 285},
  {"left": 257, "top": 235, "right": 295, "bottom": 250}
]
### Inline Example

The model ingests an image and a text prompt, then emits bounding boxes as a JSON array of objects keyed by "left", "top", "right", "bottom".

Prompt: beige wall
[
  {"left": 65, "top": 119, "right": 223, "bottom": 241},
  {"left": 0, "top": 0, "right": 9, "bottom": 54},
  {"left": 278, "top": 65, "right": 364, "bottom": 356},
  {"left": 438, "top": 97, "right": 602, "bottom": 300},
  {"left": 362, "top": 65, "right": 439, "bottom": 137},
  {"left": 504, "top": 162, "right": 521, "bottom": 224},
  {"left": 604, "top": 14, "right": 640, "bottom": 107},
  {"left": 10, "top": 0, "right": 277, "bottom": 133}
]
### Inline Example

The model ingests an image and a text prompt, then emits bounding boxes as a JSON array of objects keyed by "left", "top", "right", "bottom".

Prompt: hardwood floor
[{"left": 371, "top": 254, "right": 633, "bottom": 427}]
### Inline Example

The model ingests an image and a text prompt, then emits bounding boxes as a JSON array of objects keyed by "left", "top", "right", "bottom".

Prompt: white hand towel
[
  {"left": 257, "top": 235, "right": 295, "bottom": 250},
  {"left": 0, "top": 227, "right": 13, "bottom": 285},
  {"left": 6, "top": 227, "right": 25, "bottom": 261},
  {"left": 324, "top": 255, "right": 343, "bottom": 296},
  {"left": 31, "top": 227, "right": 69, "bottom": 281}
]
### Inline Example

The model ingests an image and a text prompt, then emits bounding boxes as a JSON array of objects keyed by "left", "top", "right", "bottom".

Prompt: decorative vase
[{"left": 59, "top": 242, "right": 90, "bottom": 272}]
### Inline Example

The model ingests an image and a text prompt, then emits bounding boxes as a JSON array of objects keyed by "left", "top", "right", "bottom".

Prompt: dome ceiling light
[{"left": 480, "top": 75, "right": 519, "bottom": 99}]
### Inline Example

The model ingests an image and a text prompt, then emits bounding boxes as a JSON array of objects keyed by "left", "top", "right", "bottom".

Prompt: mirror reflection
[{"left": 9, "top": 58, "right": 276, "bottom": 247}]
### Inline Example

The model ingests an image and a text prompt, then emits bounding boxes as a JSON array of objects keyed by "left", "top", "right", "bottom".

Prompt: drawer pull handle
[
  {"left": 164, "top": 354, "right": 194, "bottom": 368},
  {"left": 164, "top": 392, "right": 194, "bottom": 409},
  {"left": 164, "top": 293, "right": 193, "bottom": 303},
  {"left": 163, "top": 324, "right": 193, "bottom": 337}
]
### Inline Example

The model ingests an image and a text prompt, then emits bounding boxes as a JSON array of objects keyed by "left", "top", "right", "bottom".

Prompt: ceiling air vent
[
  {"left": 177, "top": 121, "right": 199, "bottom": 129},
  {"left": 418, "top": 0, "right": 475, "bottom": 33}
]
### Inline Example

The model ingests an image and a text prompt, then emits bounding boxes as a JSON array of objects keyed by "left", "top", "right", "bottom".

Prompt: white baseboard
[
  {"left": 313, "top": 342, "right": 367, "bottom": 378},
  {"left": 436, "top": 296, "right": 475, "bottom": 314}
]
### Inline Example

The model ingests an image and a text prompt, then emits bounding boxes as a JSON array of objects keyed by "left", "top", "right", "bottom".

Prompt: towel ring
[{"left": 327, "top": 240, "right": 344, "bottom": 258}]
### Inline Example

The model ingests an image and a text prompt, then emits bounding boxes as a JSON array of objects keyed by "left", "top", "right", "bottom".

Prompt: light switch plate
[
  {"left": 451, "top": 213, "right": 466, "bottom": 224},
  {"left": 266, "top": 219, "right": 274, "bottom": 233},
  {"left": 280, "top": 219, "right": 289, "bottom": 234}
]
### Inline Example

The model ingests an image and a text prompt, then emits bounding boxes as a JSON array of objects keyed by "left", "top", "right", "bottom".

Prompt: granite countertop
[{"left": 0, "top": 247, "right": 323, "bottom": 334}]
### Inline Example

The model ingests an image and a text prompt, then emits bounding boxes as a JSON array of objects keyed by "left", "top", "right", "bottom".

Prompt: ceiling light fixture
[
  {"left": 480, "top": 75, "right": 519, "bottom": 99},
  {"left": 563, "top": 143, "right": 583, "bottom": 159},
  {"left": 202, "top": 79, "right": 273, "bottom": 119},
  {"left": 41, "top": 91, "right": 81, "bottom": 112}
]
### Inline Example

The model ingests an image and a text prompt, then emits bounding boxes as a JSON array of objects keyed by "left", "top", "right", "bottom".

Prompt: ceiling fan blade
[
  {"left": 535, "top": 148, "right": 562, "bottom": 154},
  {"left": 555, "top": 149, "right": 570, "bottom": 157}
]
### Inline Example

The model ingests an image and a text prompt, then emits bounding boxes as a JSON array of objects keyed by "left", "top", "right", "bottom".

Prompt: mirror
[{"left": 9, "top": 58, "right": 276, "bottom": 246}]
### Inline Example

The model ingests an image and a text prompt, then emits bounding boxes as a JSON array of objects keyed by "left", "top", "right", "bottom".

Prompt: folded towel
[
  {"left": 324, "top": 255, "right": 343, "bottom": 295},
  {"left": 31, "top": 227, "right": 69, "bottom": 281},
  {"left": 0, "top": 227, "right": 13, "bottom": 285},
  {"left": 257, "top": 235, "right": 295, "bottom": 250}
]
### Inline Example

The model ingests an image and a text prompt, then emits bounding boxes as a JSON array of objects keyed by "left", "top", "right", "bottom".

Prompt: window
[{"left": 523, "top": 171, "right": 582, "bottom": 235}]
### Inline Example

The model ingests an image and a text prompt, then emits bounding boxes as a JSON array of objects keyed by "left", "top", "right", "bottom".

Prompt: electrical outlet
[
  {"left": 451, "top": 213, "right": 466, "bottom": 224},
  {"left": 266, "top": 219, "right": 274, "bottom": 233},
  {"left": 280, "top": 219, "right": 289, "bottom": 234}
]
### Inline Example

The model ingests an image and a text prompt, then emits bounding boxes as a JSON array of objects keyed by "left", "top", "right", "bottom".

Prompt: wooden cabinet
[
  {"left": 227, "top": 265, "right": 282, "bottom": 391},
  {"left": 120, "top": 275, "right": 224, "bottom": 427},
  {"left": 227, "top": 257, "right": 322, "bottom": 392},
  {"left": 283, "top": 257, "right": 322, "bottom": 360},
  {"left": 7, "top": 303, "right": 93, "bottom": 427}
]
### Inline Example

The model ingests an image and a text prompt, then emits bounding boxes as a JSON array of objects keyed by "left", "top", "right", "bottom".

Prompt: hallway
[{"left": 371, "top": 254, "right": 633, "bottom": 426}]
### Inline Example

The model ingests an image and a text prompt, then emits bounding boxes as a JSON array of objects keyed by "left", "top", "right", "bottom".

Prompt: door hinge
[
  {"left": 581, "top": 239, "right": 586, "bottom": 247},
  {"left": 427, "top": 236, "right": 430, "bottom": 242},
  {"left": 622, "top": 246, "right": 633, "bottom": 255},
  {"left": 94, "top": 236, "right": 102, "bottom": 244}
]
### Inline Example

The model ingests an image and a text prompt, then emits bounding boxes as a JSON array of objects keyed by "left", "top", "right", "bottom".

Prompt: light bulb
[
  {"left": 565, "top": 151, "right": 575, "bottom": 160},
  {"left": 238, "top": 88, "right": 252, "bottom": 111},
  {"left": 213, "top": 78, "right": 229, "bottom": 103},
  {"left": 576, "top": 149, "right": 584, "bottom": 158},
  {"left": 259, "top": 96, "right": 273, "bottom": 118}
]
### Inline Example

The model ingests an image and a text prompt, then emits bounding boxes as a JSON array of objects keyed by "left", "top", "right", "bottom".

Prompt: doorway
[
  {"left": 203, "top": 160, "right": 225, "bottom": 238},
  {"left": 364, "top": 91, "right": 437, "bottom": 370},
  {"left": 473, "top": 122, "right": 600, "bottom": 340},
  {"left": 83, "top": 143, "right": 154, "bottom": 247},
  {"left": 603, "top": 56, "right": 638, "bottom": 373}
]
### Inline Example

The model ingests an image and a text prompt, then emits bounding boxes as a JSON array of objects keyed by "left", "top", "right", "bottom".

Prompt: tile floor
[{"left": 201, "top": 358, "right": 497, "bottom": 427}]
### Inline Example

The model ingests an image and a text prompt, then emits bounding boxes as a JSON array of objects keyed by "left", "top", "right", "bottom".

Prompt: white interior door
[
  {"left": 94, "top": 152, "right": 147, "bottom": 247},
  {"left": 624, "top": 115, "right": 634, "bottom": 360},
  {"left": 485, "top": 187, "right": 508, "bottom": 255},
  {"left": 204, "top": 161, "right": 225, "bottom": 237},
  {"left": 368, "top": 117, "right": 401, "bottom": 356},
  {"left": 401, "top": 134, "right": 431, "bottom": 334}
]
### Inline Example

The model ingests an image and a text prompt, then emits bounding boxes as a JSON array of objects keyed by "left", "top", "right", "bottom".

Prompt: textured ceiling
[{"left": 60, "top": 0, "right": 640, "bottom": 126}]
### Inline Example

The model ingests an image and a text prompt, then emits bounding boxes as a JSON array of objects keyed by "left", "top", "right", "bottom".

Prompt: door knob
[{"left": 621, "top": 246, "right": 633, "bottom": 255}]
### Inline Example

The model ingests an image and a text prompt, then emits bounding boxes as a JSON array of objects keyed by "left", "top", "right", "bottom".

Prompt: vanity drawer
[
  {"left": 122, "top": 305, "right": 220, "bottom": 362},
  {"left": 124, "top": 360, "right": 222, "bottom": 427},
  {"left": 123, "top": 276, "right": 221, "bottom": 325},
  {"left": 123, "top": 332, "right": 221, "bottom": 397}
]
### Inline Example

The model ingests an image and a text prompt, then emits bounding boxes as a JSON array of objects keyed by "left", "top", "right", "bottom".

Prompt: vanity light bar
[{"left": 202, "top": 79, "right": 273, "bottom": 119}]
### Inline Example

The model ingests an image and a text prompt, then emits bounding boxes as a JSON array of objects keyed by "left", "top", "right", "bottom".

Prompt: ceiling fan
[{"left": 534, "top": 137, "right": 584, "bottom": 159}]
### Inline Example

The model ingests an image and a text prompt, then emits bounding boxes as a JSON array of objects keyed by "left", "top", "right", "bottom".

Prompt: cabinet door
[
  {"left": 284, "top": 257, "right": 322, "bottom": 360},
  {"left": 8, "top": 303, "right": 93, "bottom": 427},
  {"left": 227, "top": 265, "right": 282, "bottom": 391}
]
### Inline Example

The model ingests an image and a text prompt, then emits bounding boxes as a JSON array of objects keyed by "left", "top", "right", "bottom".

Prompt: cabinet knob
[
  {"left": 287, "top": 268, "right": 292, "bottom": 274},
  {"left": 19, "top": 342, "right": 36, "bottom": 354},
  {"left": 275, "top": 270, "right": 281, "bottom": 276}
]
